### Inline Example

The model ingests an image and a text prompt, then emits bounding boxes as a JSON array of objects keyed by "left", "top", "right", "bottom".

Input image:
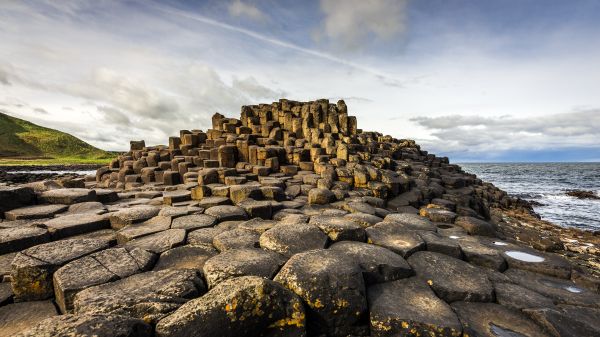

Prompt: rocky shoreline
[{"left": 1, "top": 99, "right": 598, "bottom": 336}]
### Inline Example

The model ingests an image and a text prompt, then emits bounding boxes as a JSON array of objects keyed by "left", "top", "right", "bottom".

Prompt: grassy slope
[{"left": 0, "top": 111, "right": 114, "bottom": 165}]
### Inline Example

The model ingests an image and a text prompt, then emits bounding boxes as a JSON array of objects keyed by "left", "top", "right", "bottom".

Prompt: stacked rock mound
[{"left": 0, "top": 99, "right": 599, "bottom": 337}]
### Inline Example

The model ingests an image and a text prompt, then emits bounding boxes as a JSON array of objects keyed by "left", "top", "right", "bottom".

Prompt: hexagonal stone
[
  {"left": 0, "top": 186, "right": 36, "bottom": 216},
  {"left": 343, "top": 201, "right": 376, "bottom": 215},
  {"left": 238, "top": 199, "right": 273, "bottom": 219},
  {"left": 451, "top": 302, "right": 548, "bottom": 337},
  {"left": 229, "top": 184, "right": 262, "bottom": 204},
  {"left": 203, "top": 248, "right": 285, "bottom": 288},
  {"left": 329, "top": 241, "right": 413, "bottom": 284},
  {"left": 382, "top": 213, "right": 436, "bottom": 231},
  {"left": 237, "top": 218, "right": 277, "bottom": 234},
  {"left": 419, "top": 231, "right": 462, "bottom": 258},
  {"left": 504, "top": 268, "right": 600, "bottom": 308},
  {"left": 212, "top": 228, "right": 259, "bottom": 251},
  {"left": 454, "top": 216, "right": 496, "bottom": 237},
  {"left": 205, "top": 205, "right": 248, "bottom": 221},
  {"left": 260, "top": 223, "right": 328, "bottom": 257},
  {"left": 155, "top": 276, "right": 305, "bottom": 337},
  {"left": 115, "top": 215, "right": 172, "bottom": 244},
  {"left": 197, "top": 196, "right": 232, "bottom": 208},
  {"left": 419, "top": 207, "right": 457, "bottom": 223},
  {"left": 523, "top": 305, "right": 600, "bottom": 337},
  {"left": 501, "top": 249, "right": 572, "bottom": 279},
  {"left": 0, "top": 226, "right": 50, "bottom": 255},
  {"left": 0, "top": 300, "right": 57, "bottom": 337},
  {"left": 11, "top": 238, "right": 110, "bottom": 301},
  {"left": 124, "top": 229, "right": 186, "bottom": 254},
  {"left": 16, "top": 314, "right": 152, "bottom": 337},
  {"left": 163, "top": 190, "right": 191, "bottom": 206},
  {"left": 44, "top": 213, "right": 110, "bottom": 239},
  {"left": 4, "top": 204, "right": 68, "bottom": 221},
  {"left": 368, "top": 278, "right": 462, "bottom": 337},
  {"left": 307, "top": 188, "right": 335, "bottom": 204},
  {"left": 74, "top": 269, "right": 205, "bottom": 324},
  {"left": 171, "top": 214, "right": 217, "bottom": 232},
  {"left": 309, "top": 215, "right": 366, "bottom": 242},
  {"left": 407, "top": 251, "right": 494, "bottom": 303},
  {"left": 187, "top": 227, "right": 225, "bottom": 247},
  {"left": 458, "top": 238, "right": 506, "bottom": 271},
  {"left": 274, "top": 249, "right": 368, "bottom": 336},
  {"left": 153, "top": 245, "right": 218, "bottom": 272},
  {"left": 365, "top": 222, "right": 425, "bottom": 258},
  {"left": 494, "top": 282, "right": 555, "bottom": 311},
  {"left": 343, "top": 212, "right": 382, "bottom": 227},
  {"left": 109, "top": 205, "right": 161, "bottom": 230},
  {"left": 39, "top": 188, "right": 96, "bottom": 205},
  {"left": 53, "top": 247, "right": 156, "bottom": 313}
]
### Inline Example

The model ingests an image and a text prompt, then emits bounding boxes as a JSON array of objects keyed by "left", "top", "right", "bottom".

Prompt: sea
[{"left": 460, "top": 163, "right": 600, "bottom": 231}]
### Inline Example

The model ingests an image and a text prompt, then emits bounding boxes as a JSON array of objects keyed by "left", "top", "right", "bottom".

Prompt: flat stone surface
[
  {"left": 343, "top": 201, "right": 376, "bottom": 215},
  {"left": 309, "top": 215, "right": 366, "bottom": 242},
  {"left": 494, "top": 282, "right": 555, "bottom": 311},
  {"left": 419, "top": 207, "right": 457, "bottom": 223},
  {"left": 366, "top": 222, "right": 425, "bottom": 258},
  {"left": 153, "top": 245, "right": 217, "bottom": 272},
  {"left": 109, "top": 205, "right": 161, "bottom": 230},
  {"left": 419, "top": 231, "right": 462, "bottom": 258},
  {"left": 451, "top": 302, "right": 548, "bottom": 337},
  {"left": 11, "top": 238, "right": 110, "bottom": 301},
  {"left": 329, "top": 241, "right": 413, "bottom": 284},
  {"left": 274, "top": 249, "right": 368, "bottom": 337},
  {"left": 124, "top": 229, "right": 186, "bottom": 254},
  {"left": 213, "top": 228, "right": 259, "bottom": 251},
  {"left": 407, "top": 251, "right": 494, "bottom": 303},
  {"left": 4, "top": 204, "right": 68, "bottom": 221},
  {"left": 308, "top": 188, "right": 335, "bottom": 205},
  {"left": 197, "top": 196, "right": 232, "bottom": 208},
  {"left": 454, "top": 216, "right": 496, "bottom": 236},
  {"left": 502, "top": 249, "right": 572, "bottom": 279},
  {"left": 39, "top": 188, "right": 96, "bottom": 205},
  {"left": 458, "top": 238, "right": 507, "bottom": 271},
  {"left": 116, "top": 215, "right": 172, "bottom": 244},
  {"left": 171, "top": 214, "right": 217, "bottom": 232},
  {"left": 260, "top": 223, "right": 328, "bottom": 257},
  {"left": 524, "top": 305, "right": 600, "bottom": 337},
  {"left": 0, "top": 300, "right": 57, "bottom": 337},
  {"left": 368, "top": 278, "right": 462, "bottom": 337},
  {"left": 237, "top": 218, "right": 277, "bottom": 234},
  {"left": 155, "top": 276, "right": 305, "bottom": 337},
  {"left": 67, "top": 201, "right": 107, "bottom": 214},
  {"left": 504, "top": 268, "right": 600, "bottom": 308},
  {"left": 205, "top": 205, "right": 248, "bottom": 221},
  {"left": 0, "top": 226, "right": 50, "bottom": 255},
  {"left": 15, "top": 314, "right": 152, "bottom": 337},
  {"left": 238, "top": 199, "right": 273, "bottom": 219},
  {"left": 383, "top": 213, "right": 436, "bottom": 231},
  {"left": 343, "top": 212, "right": 382, "bottom": 227},
  {"left": 203, "top": 248, "right": 285, "bottom": 288},
  {"left": 187, "top": 227, "right": 224, "bottom": 247},
  {"left": 74, "top": 269, "right": 205, "bottom": 324},
  {"left": 44, "top": 213, "right": 110, "bottom": 239},
  {"left": 53, "top": 247, "right": 156, "bottom": 313}
]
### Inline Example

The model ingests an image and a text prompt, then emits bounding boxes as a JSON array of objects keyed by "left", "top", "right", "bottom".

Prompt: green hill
[{"left": 0, "top": 111, "right": 114, "bottom": 165}]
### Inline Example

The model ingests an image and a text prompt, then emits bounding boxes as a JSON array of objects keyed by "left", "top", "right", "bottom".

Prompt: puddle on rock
[
  {"left": 505, "top": 251, "right": 545, "bottom": 263},
  {"left": 539, "top": 279, "right": 583, "bottom": 293},
  {"left": 490, "top": 323, "right": 527, "bottom": 337},
  {"left": 565, "top": 286, "right": 583, "bottom": 293},
  {"left": 493, "top": 241, "right": 508, "bottom": 246},
  {"left": 449, "top": 235, "right": 461, "bottom": 239}
]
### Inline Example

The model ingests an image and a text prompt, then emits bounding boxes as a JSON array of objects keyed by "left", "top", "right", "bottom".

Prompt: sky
[{"left": 1, "top": 0, "right": 599, "bottom": 162}]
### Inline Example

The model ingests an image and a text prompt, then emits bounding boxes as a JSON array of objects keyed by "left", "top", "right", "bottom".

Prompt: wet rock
[
  {"left": 0, "top": 226, "right": 50, "bottom": 255},
  {"left": 307, "top": 188, "right": 335, "bottom": 205},
  {"left": 259, "top": 223, "right": 328, "bottom": 257},
  {"left": 308, "top": 215, "right": 366, "bottom": 242},
  {"left": 11, "top": 238, "right": 110, "bottom": 301},
  {"left": 494, "top": 282, "right": 555, "bottom": 311},
  {"left": 0, "top": 300, "right": 57, "bottom": 337},
  {"left": 0, "top": 186, "right": 36, "bottom": 216},
  {"left": 109, "top": 205, "right": 161, "bottom": 230},
  {"left": 213, "top": 228, "right": 259, "bottom": 251},
  {"left": 4, "top": 204, "right": 68, "bottom": 221},
  {"left": 419, "top": 231, "right": 462, "bottom": 258},
  {"left": 407, "top": 251, "right": 494, "bottom": 303},
  {"left": 53, "top": 247, "right": 156, "bottom": 313},
  {"left": 74, "top": 269, "right": 205, "bottom": 324},
  {"left": 205, "top": 205, "right": 248, "bottom": 221},
  {"left": 155, "top": 276, "right": 305, "bottom": 337},
  {"left": 39, "top": 188, "right": 96, "bottom": 205},
  {"left": 368, "top": 278, "right": 462, "bottom": 337},
  {"left": 124, "top": 229, "right": 186, "bottom": 254},
  {"left": 153, "top": 245, "right": 217, "bottom": 272},
  {"left": 203, "top": 248, "right": 285, "bottom": 288},
  {"left": 329, "top": 241, "right": 413, "bottom": 284},
  {"left": 502, "top": 249, "right": 572, "bottom": 279},
  {"left": 366, "top": 222, "right": 425, "bottom": 257},
  {"left": 454, "top": 216, "right": 496, "bottom": 237},
  {"left": 523, "top": 305, "right": 600, "bottom": 337},
  {"left": 382, "top": 213, "right": 436, "bottom": 231},
  {"left": 566, "top": 189, "right": 600, "bottom": 199},
  {"left": 504, "top": 268, "right": 600, "bottom": 308},
  {"left": 44, "top": 213, "right": 110, "bottom": 239},
  {"left": 451, "top": 301, "right": 548, "bottom": 337},
  {"left": 458, "top": 238, "right": 506, "bottom": 271},
  {"left": 115, "top": 215, "right": 171, "bottom": 244},
  {"left": 15, "top": 314, "right": 152, "bottom": 337},
  {"left": 171, "top": 214, "right": 217, "bottom": 232},
  {"left": 274, "top": 249, "right": 368, "bottom": 337}
]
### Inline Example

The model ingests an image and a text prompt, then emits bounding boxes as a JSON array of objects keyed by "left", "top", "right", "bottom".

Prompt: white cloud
[
  {"left": 228, "top": 0, "right": 267, "bottom": 22},
  {"left": 317, "top": 0, "right": 409, "bottom": 50}
]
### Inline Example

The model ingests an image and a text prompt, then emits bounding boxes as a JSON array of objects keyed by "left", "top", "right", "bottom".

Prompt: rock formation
[{"left": 1, "top": 99, "right": 599, "bottom": 336}]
